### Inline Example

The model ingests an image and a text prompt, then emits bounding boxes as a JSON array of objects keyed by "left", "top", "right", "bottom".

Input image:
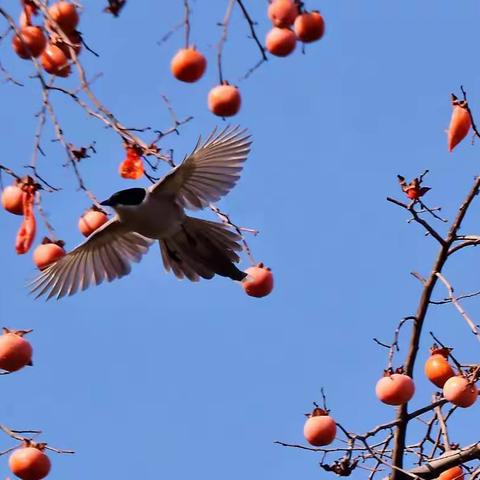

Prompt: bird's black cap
[{"left": 101, "top": 188, "right": 146, "bottom": 207}]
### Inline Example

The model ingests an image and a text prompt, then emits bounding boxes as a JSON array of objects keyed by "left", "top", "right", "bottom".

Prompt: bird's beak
[{"left": 100, "top": 198, "right": 113, "bottom": 207}]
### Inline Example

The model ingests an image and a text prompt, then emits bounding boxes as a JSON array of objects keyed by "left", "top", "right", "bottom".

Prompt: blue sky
[{"left": 1, "top": 1, "right": 480, "bottom": 479}]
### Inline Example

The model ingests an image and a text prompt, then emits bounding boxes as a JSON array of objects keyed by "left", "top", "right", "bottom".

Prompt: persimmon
[
  {"left": 266, "top": 27, "right": 297, "bottom": 57},
  {"left": 208, "top": 83, "right": 241, "bottom": 117},
  {"left": 375, "top": 372, "right": 415, "bottom": 405},
  {"left": 268, "top": 0, "right": 298, "bottom": 27},
  {"left": 443, "top": 376, "right": 478, "bottom": 408},
  {"left": 438, "top": 466, "right": 464, "bottom": 480},
  {"left": 41, "top": 44, "right": 71, "bottom": 77},
  {"left": 303, "top": 407, "right": 336, "bottom": 446},
  {"left": 48, "top": 1, "right": 79, "bottom": 32},
  {"left": 171, "top": 47, "right": 207, "bottom": 83},
  {"left": 9, "top": 446, "right": 51, "bottom": 480},
  {"left": 12, "top": 26, "right": 46, "bottom": 59},
  {"left": 447, "top": 102, "right": 471, "bottom": 152},
  {"left": 33, "top": 239, "right": 66, "bottom": 271},
  {"left": 78, "top": 209, "right": 108, "bottom": 237},
  {"left": 424, "top": 347, "right": 454, "bottom": 388},
  {"left": 2, "top": 184, "right": 24, "bottom": 215},
  {"left": 242, "top": 263, "right": 274, "bottom": 298},
  {"left": 16, "top": 187, "right": 36, "bottom": 255},
  {"left": 0, "top": 328, "right": 33, "bottom": 373},
  {"left": 119, "top": 145, "right": 144, "bottom": 180},
  {"left": 294, "top": 11, "right": 325, "bottom": 43}
]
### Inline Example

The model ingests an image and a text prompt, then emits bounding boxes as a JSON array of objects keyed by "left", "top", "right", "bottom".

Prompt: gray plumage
[{"left": 29, "top": 126, "right": 252, "bottom": 300}]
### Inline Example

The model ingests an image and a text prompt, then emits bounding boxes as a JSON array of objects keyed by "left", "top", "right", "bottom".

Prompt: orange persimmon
[
  {"left": 171, "top": 47, "right": 207, "bottom": 83},
  {"left": 208, "top": 83, "right": 242, "bottom": 117},
  {"left": 375, "top": 372, "right": 415, "bottom": 406},
  {"left": 447, "top": 102, "right": 471, "bottom": 152},
  {"left": 242, "top": 263, "right": 274, "bottom": 298},
  {"left": 266, "top": 27, "right": 297, "bottom": 57},
  {"left": 294, "top": 11, "right": 325, "bottom": 43}
]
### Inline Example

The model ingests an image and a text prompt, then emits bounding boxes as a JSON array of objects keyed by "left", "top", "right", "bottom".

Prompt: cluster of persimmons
[
  {"left": 302, "top": 347, "right": 477, "bottom": 480},
  {"left": 298, "top": 95, "right": 476, "bottom": 480},
  {"left": 0, "top": 329, "right": 52, "bottom": 480},
  {"left": 12, "top": 0, "right": 82, "bottom": 77},
  {"left": 170, "top": 0, "right": 325, "bottom": 117}
]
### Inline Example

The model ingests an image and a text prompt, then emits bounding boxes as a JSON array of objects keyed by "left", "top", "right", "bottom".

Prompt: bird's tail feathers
[{"left": 159, "top": 217, "right": 247, "bottom": 282}]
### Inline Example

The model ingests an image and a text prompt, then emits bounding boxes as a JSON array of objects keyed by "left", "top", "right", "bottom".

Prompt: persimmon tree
[
  {"left": 0, "top": 0, "right": 323, "bottom": 478},
  {"left": 277, "top": 91, "right": 480, "bottom": 479}
]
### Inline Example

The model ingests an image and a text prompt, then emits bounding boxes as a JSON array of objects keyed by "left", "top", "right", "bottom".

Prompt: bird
[{"left": 29, "top": 126, "right": 252, "bottom": 300}]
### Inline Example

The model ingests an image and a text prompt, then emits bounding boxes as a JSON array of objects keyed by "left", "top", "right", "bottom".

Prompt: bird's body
[
  {"left": 29, "top": 126, "right": 252, "bottom": 300},
  {"left": 115, "top": 191, "right": 185, "bottom": 239}
]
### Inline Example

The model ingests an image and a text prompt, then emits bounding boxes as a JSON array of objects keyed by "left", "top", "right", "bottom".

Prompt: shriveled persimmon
[
  {"left": 16, "top": 186, "right": 37, "bottom": 255},
  {"left": 2, "top": 184, "right": 24, "bottom": 215},
  {"left": 447, "top": 98, "right": 471, "bottom": 152},
  {"left": 33, "top": 239, "right": 66, "bottom": 271},
  {"left": 78, "top": 208, "right": 108, "bottom": 237},
  {"left": 266, "top": 27, "right": 297, "bottom": 57},
  {"left": 438, "top": 466, "right": 464, "bottom": 480},
  {"left": 171, "top": 47, "right": 207, "bottom": 83},
  {"left": 375, "top": 372, "right": 415, "bottom": 406},
  {"left": 208, "top": 83, "right": 241, "bottom": 117},
  {"left": 41, "top": 44, "right": 71, "bottom": 77},
  {"left": 12, "top": 26, "right": 46, "bottom": 59},
  {"left": 48, "top": 1, "right": 79, "bottom": 32},
  {"left": 303, "top": 407, "right": 336, "bottom": 446},
  {"left": 19, "top": 3, "right": 38, "bottom": 28},
  {"left": 9, "top": 445, "right": 51, "bottom": 480},
  {"left": 268, "top": 0, "right": 298, "bottom": 27},
  {"left": 119, "top": 145, "right": 144, "bottom": 180},
  {"left": 294, "top": 11, "right": 325, "bottom": 43},
  {"left": 424, "top": 347, "right": 454, "bottom": 388},
  {"left": 242, "top": 263, "right": 274, "bottom": 298},
  {"left": 0, "top": 328, "right": 33, "bottom": 373},
  {"left": 443, "top": 376, "right": 478, "bottom": 408}
]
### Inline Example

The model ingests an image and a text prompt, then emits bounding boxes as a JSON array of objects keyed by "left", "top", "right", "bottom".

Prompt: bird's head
[{"left": 100, "top": 188, "right": 146, "bottom": 209}]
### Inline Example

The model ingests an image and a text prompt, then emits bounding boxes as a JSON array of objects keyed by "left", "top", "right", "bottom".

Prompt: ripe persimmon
[
  {"left": 443, "top": 376, "right": 478, "bottom": 408},
  {"left": 0, "top": 328, "right": 33, "bottom": 373},
  {"left": 2, "top": 184, "right": 24, "bottom": 215},
  {"left": 208, "top": 83, "right": 241, "bottom": 117},
  {"left": 294, "top": 11, "right": 325, "bottom": 43},
  {"left": 268, "top": 0, "right": 298, "bottom": 27},
  {"left": 171, "top": 47, "right": 207, "bottom": 83},
  {"left": 447, "top": 102, "right": 471, "bottom": 152},
  {"left": 375, "top": 372, "right": 415, "bottom": 405},
  {"left": 303, "top": 407, "right": 336, "bottom": 446},
  {"left": 41, "top": 44, "right": 71, "bottom": 77},
  {"left": 12, "top": 26, "right": 46, "bottom": 59},
  {"left": 242, "top": 263, "right": 274, "bottom": 298},
  {"left": 9, "top": 446, "right": 51, "bottom": 480},
  {"left": 48, "top": 1, "right": 79, "bottom": 32},
  {"left": 438, "top": 466, "right": 464, "bottom": 480},
  {"left": 78, "top": 209, "right": 108, "bottom": 237},
  {"left": 266, "top": 27, "right": 297, "bottom": 57},
  {"left": 33, "top": 239, "right": 66, "bottom": 271},
  {"left": 424, "top": 347, "right": 454, "bottom": 388}
]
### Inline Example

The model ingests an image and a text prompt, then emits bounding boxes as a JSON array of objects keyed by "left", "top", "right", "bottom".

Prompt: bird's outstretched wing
[
  {"left": 29, "top": 219, "right": 152, "bottom": 300},
  {"left": 149, "top": 125, "right": 251, "bottom": 210}
]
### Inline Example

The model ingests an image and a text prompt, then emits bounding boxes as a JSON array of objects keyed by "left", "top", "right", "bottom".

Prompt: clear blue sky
[{"left": 1, "top": 1, "right": 480, "bottom": 478}]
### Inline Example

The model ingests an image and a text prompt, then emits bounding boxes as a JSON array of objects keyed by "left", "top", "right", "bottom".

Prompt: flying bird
[{"left": 30, "top": 126, "right": 252, "bottom": 300}]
